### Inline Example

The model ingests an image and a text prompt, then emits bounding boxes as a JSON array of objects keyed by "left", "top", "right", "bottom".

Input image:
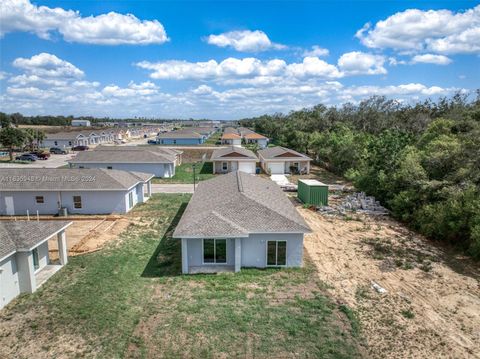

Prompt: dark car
[
  {"left": 15, "top": 154, "right": 37, "bottom": 161},
  {"left": 72, "top": 145, "right": 89, "bottom": 151},
  {"left": 49, "top": 147, "right": 67, "bottom": 154},
  {"left": 30, "top": 151, "right": 50, "bottom": 160},
  {"left": 147, "top": 139, "right": 158, "bottom": 145}
]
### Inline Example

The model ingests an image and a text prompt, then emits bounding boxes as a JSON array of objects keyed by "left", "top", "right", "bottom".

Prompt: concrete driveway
[
  {"left": 0, "top": 153, "right": 74, "bottom": 168},
  {"left": 151, "top": 184, "right": 194, "bottom": 193}
]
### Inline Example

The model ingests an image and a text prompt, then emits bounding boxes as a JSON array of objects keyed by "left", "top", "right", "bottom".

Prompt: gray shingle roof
[
  {"left": 210, "top": 146, "right": 258, "bottom": 161},
  {"left": 173, "top": 171, "right": 311, "bottom": 238},
  {"left": 258, "top": 146, "right": 312, "bottom": 160},
  {"left": 69, "top": 149, "right": 175, "bottom": 164},
  {"left": 0, "top": 168, "right": 152, "bottom": 191},
  {"left": 0, "top": 221, "right": 72, "bottom": 259},
  {"left": 157, "top": 130, "right": 204, "bottom": 139},
  {"left": 95, "top": 145, "right": 182, "bottom": 156}
]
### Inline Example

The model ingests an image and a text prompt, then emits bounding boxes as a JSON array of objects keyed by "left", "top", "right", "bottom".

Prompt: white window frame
[
  {"left": 202, "top": 238, "right": 228, "bottom": 265},
  {"left": 222, "top": 162, "right": 228, "bottom": 171},
  {"left": 266, "top": 240, "right": 287, "bottom": 267},
  {"left": 73, "top": 195, "right": 82, "bottom": 209},
  {"left": 35, "top": 196, "right": 45, "bottom": 204}
]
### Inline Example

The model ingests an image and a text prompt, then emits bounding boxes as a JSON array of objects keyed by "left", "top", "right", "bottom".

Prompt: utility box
[{"left": 297, "top": 179, "right": 329, "bottom": 206}]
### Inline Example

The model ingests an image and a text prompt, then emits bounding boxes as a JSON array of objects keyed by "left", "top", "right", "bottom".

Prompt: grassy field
[
  {"left": 153, "top": 161, "right": 216, "bottom": 184},
  {"left": 203, "top": 131, "right": 222, "bottom": 145},
  {"left": 0, "top": 194, "right": 363, "bottom": 359}
]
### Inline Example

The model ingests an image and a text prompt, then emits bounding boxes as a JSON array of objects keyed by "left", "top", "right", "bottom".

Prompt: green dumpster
[{"left": 297, "top": 179, "right": 329, "bottom": 206}]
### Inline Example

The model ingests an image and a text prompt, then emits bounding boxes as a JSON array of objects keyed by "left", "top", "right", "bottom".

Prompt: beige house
[
  {"left": 210, "top": 147, "right": 258, "bottom": 174},
  {"left": 258, "top": 146, "right": 312, "bottom": 174}
]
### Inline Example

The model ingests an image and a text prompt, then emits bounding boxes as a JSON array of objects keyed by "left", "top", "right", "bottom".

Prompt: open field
[
  {"left": 297, "top": 194, "right": 480, "bottom": 358},
  {"left": 152, "top": 161, "right": 216, "bottom": 184},
  {"left": 0, "top": 194, "right": 362, "bottom": 358}
]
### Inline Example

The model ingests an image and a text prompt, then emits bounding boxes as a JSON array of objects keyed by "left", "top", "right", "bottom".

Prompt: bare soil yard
[{"left": 300, "top": 204, "right": 480, "bottom": 358}]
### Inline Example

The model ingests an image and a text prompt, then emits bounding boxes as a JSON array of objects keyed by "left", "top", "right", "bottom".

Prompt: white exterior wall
[
  {"left": 0, "top": 190, "right": 130, "bottom": 215},
  {"left": 42, "top": 139, "right": 74, "bottom": 149},
  {"left": 241, "top": 233, "right": 304, "bottom": 268},
  {"left": 36, "top": 241, "right": 50, "bottom": 271},
  {"left": 185, "top": 238, "right": 235, "bottom": 267},
  {"left": 182, "top": 233, "right": 304, "bottom": 272},
  {"left": 70, "top": 162, "right": 174, "bottom": 178},
  {"left": 213, "top": 160, "right": 256, "bottom": 174},
  {"left": 0, "top": 255, "right": 20, "bottom": 309}
]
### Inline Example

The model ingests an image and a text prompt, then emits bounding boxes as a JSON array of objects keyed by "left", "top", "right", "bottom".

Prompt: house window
[
  {"left": 73, "top": 196, "right": 82, "bottom": 209},
  {"left": 222, "top": 162, "right": 228, "bottom": 171},
  {"left": 35, "top": 196, "right": 44, "bottom": 204},
  {"left": 54, "top": 141, "right": 58, "bottom": 146},
  {"left": 79, "top": 166, "right": 84, "bottom": 169},
  {"left": 107, "top": 166, "right": 113, "bottom": 170},
  {"left": 173, "top": 139, "right": 177, "bottom": 144},
  {"left": 203, "top": 239, "right": 227, "bottom": 264},
  {"left": 32, "top": 248, "right": 39, "bottom": 271},
  {"left": 128, "top": 192, "right": 134, "bottom": 208},
  {"left": 267, "top": 241, "right": 287, "bottom": 266},
  {"left": 69, "top": 141, "right": 72, "bottom": 146}
]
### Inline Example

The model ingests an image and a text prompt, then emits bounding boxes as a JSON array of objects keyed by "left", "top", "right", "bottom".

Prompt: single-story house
[
  {"left": 221, "top": 132, "right": 242, "bottom": 146},
  {"left": 157, "top": 130, "right": 205, "bottom": 145},
  {"left": 68, "top": 148, "right": 177, "bottom": 178},
  {"left": 173, "top": 171, "right": 311, "bottom": 273},
  {"left": 210, "top": 146, "right": 258, "bottom": 174},
  {"left": 41, "top": 132, "right": 90, "bottom": 148},
  {"left": 0, "top": 168, "right": 153, "bottom": 216},
  {"left": 244, "top": 133, "right": 269, "bottom": 148},
  {"left": 71, "top": 119, "right": 91, "bottom": 127},
  {"left": 94, "top": 145, "right": 182, "bottom": 166},
  {"left": 258, "top": 146, "right": 312, "bottom": 174},
  {"left": 0, "top": 220, "right": 72, "bottom": 309}
]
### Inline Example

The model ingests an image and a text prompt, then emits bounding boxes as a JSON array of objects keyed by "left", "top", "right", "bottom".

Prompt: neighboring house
[
  {"left": 71, "top": 119, "right": 91, "bottom": 127},
  {"left": 41, "top": 132, "right": 90, "bottom": 149},
  {"left": 173, "top": 171, "right": 311, "bottom": 274},
  {"left": 0, "top": 168, "right": 153, "bottom": 216},
  {"left": 69, "top": 148, "right": 177, "bottom": 178},
  {"left": 210, "top": 146, "right": 258, "bottom": 174},
  {"left": 157, "top": 130, "right": 205, "bottom": 145},
  {"left": 258, "top": 146, "right": 312, "bottom": 174},
  {"left": 221, "top": 133, "right": 242, "bottom": 146},
  {"left": 94, "top": 145, "right": 183, "bottom": 166},
  {"left": 244, "top": 133, "right": 269, "bottom": 148},
  {"left": 0, "top": 220, "right": 72, "bottom": 309}
]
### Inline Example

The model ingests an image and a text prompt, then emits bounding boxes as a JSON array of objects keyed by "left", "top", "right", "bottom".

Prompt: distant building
[{"left": 71, "top": 120, "right": 91, "bottom": 127}]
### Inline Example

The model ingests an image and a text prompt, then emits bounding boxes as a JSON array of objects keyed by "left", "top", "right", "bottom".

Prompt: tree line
[
  {"left": 240, "top": 92, "right": 480, "bottom": 259},
  {"left": 0, "top": 116, "right": 46, "bottom": 160}
]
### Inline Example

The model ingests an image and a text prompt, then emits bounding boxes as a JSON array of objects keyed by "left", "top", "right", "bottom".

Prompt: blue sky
[{"left": 0, "top": 0, "right": 479, "bottom": 119}]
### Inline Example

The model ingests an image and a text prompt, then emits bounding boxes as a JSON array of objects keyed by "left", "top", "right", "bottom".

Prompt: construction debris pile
[{"left": 317, "top": 192, "right": 388, "bottom": 216}]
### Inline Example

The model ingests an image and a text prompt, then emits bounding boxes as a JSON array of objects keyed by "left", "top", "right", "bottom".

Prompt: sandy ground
[
  {"left": 48, "top": 217, "right": 133, "bottom": 260},
  {"left": 300, "top": 205, "right": 480, "bottom": 358}
]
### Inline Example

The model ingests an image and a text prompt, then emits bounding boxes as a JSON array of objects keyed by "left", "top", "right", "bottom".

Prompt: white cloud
[
  {"left": 356, "top": 5, "right": 480, "bottom": 54},
  {"left": 286, "top": 57, "right": 342, "bottom": 78},
  {"left": 337, "top": 51, "right": 386, "bottom": 75},
  {"left": 205, "top": 30, "right": 286, "bottom": 52},
  {"left": 302, "top": 45, "right": 329, "bottom": 57},
  {"left": 12, "top": 53, "right": 84, "bottom": 78},
  {"left": 0, "top": 0, "right": 168, "bottom": 45},
  {"left": 411, "top": 54, "right": 452, "bottom": 65}
]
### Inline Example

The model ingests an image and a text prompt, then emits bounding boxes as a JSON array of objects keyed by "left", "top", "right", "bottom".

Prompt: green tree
[{"left": 0, "top": 127, "right": 26, "bottom": 161}]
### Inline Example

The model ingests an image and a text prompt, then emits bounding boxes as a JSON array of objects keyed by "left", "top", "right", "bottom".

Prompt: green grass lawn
[
  {"left": 203, "top": 131, "right": 222, "bottom": 145},
  {"left": 0, "top": 194, "right": 363, "bottom": 358},
  {"left": 152, "top": 161, "right": 216, "bottom": 184}
]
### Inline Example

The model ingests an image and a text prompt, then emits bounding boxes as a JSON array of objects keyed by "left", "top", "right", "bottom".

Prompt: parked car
[
  {"left": 147, "top": 139, "right": 158, "bottom": 145},
  {"left": 49, "top": 147, "right": 67, "bottom": 154},
  {"left": 72, "top": 145, "right": 89, "bottom": 151},
  {"left": 30, "top": 151, "right": 50, "bottom": 160},
  {"left": 15, "top": 154, "right": 37, "bottom": 161}
]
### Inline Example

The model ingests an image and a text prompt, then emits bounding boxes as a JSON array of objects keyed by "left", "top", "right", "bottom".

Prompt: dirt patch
[
  {"left": 181, "top": 148, "right": 215, "bottom": 162},
  {"left": 49, "top": 217, "right": 134, "bottom": 260},
  {"left": 300, "top": 207, "right": 480, "bottom": 358}
]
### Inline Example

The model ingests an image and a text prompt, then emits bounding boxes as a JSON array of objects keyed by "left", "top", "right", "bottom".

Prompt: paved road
[
  {"left": 0, "top": 153, "right": 74, "bottom": 168},
  {"left": 151, "top": 183, "right": 194, "bottom": 193}
]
